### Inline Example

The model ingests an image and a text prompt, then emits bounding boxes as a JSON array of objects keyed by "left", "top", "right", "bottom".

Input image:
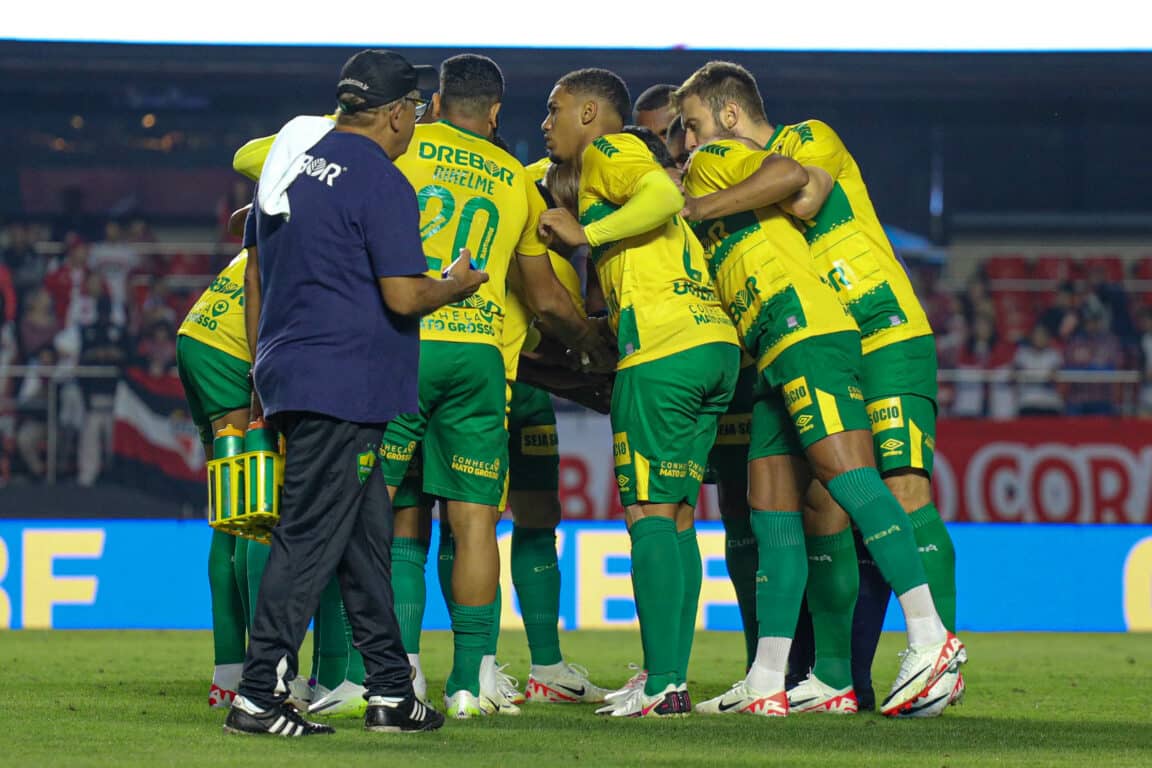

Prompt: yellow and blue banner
[{"left": 0, "top": 520, "right": 1149, "bottom": 632}]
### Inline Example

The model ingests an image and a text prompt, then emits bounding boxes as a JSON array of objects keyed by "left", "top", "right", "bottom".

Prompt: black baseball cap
[{"left": 336, "top": 49, "right": 438, "bottom": 113}]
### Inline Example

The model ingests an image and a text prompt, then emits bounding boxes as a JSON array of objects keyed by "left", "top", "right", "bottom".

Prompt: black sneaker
[
  {"left": 223, "top": 695, "right": 336, "bottom": 737},
  {"left": 364, "top": 694, "right": 446, "bottom": 733}
]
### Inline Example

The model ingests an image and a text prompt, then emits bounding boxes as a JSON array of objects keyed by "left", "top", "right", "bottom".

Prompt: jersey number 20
[{"left": 416, "top": 184, "right": 500, "bottom": 271}]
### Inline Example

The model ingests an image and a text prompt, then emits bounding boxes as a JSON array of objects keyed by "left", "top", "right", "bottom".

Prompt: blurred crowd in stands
[
  {"left": 920, "top": 253, "right": 1152, "bottom": 419},
  {"left": 0, "top": 196, "right": 1150, "bottom": 486},
  {"left": 0, "top": 183, "right": 247, "bottom": 487}
]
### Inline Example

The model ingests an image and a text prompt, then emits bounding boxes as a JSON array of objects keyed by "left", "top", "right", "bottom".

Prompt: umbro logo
[{"left": 795, "top": 415, "right": 813, "bottom": 427}]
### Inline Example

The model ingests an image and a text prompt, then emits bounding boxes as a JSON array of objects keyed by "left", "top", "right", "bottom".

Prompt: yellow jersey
[
  {"left": 502, "top": 252, "right": 585, "bottom": 382},
  {"left": 765, "top": 119, "right": 932, "bottom": 355},
  {"left": 177, "top": 251, "right": 251, "bottom": 363},
  {"left": 395, "top": 121, "right": 548, "bottom": 350},
  {"left": 684, "top": 140, "right": 856, "bottom": 371},
  {"left": 525, "top": 157, "right": 552, "bottom": 183},
  {"left": 578, "top": 132, "right": 737, "bottom": 370}
]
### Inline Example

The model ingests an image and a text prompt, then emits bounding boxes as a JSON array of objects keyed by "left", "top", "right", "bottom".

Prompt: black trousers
[{"left": 238, "top": 411, "right": 411, "bottom": 708}]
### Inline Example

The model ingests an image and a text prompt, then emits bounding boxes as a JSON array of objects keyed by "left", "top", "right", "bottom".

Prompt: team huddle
[{"left": 179, "top": 51, "right": 964, "bottom": 733}]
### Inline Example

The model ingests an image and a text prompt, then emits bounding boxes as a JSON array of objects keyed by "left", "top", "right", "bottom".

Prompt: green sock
[
  {"left": 721, "top": 513, "right": 759, "bottom": 670},
  {"left": 436, "top": 527, "right": 455, "bottom": 611},
  {"left": 910, "top": 503, "right": 957, "bottom": 632},
  {"left": 677, "top": 528, "right": 702, "bottom": 685},
  {"left": 392, "top": 537, "right": 429, "bottom": 654},
  {"left": 314, "top": 577, "right": 349, "bottom": 689},
  {"left": 232, "top": 537, "right": 250, "bottom": 632},
  {"left": 447, "top": 602, "right": 494, "bottom": 696},
  {"left": 511, "top": 526, "right": 562, "bottom": 666},
  {"left": 487, "top": 585, "right": 502, "bottom": 657},
  {"left": 246, "top": 540, "right": 270, "bottom": 628},
  {"left": 805, "top": 530, "right": 858, "bottom": 689},
  {"left": 629, "top": 516, "right": 683, "bottom": 696},
  {"left": 341, "top": 600, "right": 366, "bottom": 685},
  {"left": 749, "top": 511, "right": 807, "bottom": 638},
  {"left": 208, "top": 531, "right": 246, "bottom": 664},
  {"left": 826, "top": 468, "right": 927, "bottom": 595}
]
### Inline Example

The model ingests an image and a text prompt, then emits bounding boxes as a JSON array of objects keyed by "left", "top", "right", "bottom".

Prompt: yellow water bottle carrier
[{"left": 207, "top": 420, "right": 284, "bottom": 544}]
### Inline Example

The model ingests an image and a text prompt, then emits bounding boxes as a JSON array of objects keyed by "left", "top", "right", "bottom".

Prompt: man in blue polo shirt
[{"left": 224, "top": 49, "right": 487, "bottom": 738}]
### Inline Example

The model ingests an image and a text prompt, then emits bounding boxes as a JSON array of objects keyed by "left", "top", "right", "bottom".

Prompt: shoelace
[
  {"left": 495, "top": 664, "right": 521, "bottom": 700},
  {"left": 564, "top": 662, "right": 592, "bottom": 680},
  {"left": 624, "top": 663, "right": 646, "bottom": 687}
]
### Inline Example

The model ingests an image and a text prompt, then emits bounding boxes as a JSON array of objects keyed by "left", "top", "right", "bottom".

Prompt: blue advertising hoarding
[{"left": 1, "top": 520, "right": 1149, "bottom": 632}]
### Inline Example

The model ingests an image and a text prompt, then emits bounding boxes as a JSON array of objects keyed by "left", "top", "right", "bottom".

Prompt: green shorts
[
  {"left": 866, "top": 394, "right": 937, "bottom": 475},
  {"left": 860, "top": 336, "right": 939, "bottom": 475},
  {"left": 752, "top": 330, "right": 870, "bottom": 458},
  {"left": 380, "top": 341, "right": 508, "bottom": 506},
  {"left": 507, "top": 382, "right": 559, "bottom": 493},
  {"left": 704, "top": 362, "right": 756, "bottom": 488},
  {"left": 175, "top": 335, "right": 251, "bottom": 445},
  {"left": 612, "top": 343, "right": 740, "bottom": 507},
  {"left": 860, "top": 335, "right": 938, "bottom": 402},
  {"left": 392, "top": 444, "right": 435, "bottom": 509}
]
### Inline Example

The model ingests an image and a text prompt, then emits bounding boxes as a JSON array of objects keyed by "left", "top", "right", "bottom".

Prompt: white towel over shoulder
[{"left": 256, "top": 115, "right": 337, "bottom": 219}]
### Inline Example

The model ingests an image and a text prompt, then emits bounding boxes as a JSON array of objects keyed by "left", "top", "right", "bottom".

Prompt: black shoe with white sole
[
  {"left": 364, "top": 694, "right": 446, "bottom": 733},
  {"left": 223, "top": 695, "right": 336, "bottom": 737}
]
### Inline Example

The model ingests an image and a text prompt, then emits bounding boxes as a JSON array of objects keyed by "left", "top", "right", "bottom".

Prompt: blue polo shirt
[{"left": 254, "top": 130, "right": 428, "bottom": 424}]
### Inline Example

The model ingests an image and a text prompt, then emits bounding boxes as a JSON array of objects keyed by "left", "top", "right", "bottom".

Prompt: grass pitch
[{"left": 2, "top": 630, "right": 1149, "bottom": 767}]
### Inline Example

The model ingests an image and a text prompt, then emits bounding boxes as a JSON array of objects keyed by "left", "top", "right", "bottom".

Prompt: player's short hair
[
  {"left": 556, "top": 68, "right": 631, "bottom": 126},
  {"left": 672, "top": 61, "right": 768, "bottom": 124},
  {"left": 440, "top": 54, "right": 504, "bottom": 119},
  {"left": 632, "top": 83, "right": 676, "bottom": 121},
  {"left": 622, "top": 125, "right": 676, "bottom": 169}
]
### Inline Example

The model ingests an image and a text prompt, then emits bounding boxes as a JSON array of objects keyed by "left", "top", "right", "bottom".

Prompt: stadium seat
[
  {"left": 1032, "top": 255, "right": 1082, "bottom": 285},
  {"left": 1132, "top": 256, "right": 1152, "bottom": 280},
  {"left": 992, "top": 292, "right": 1036, "bottom": 341},
  {"left": 982, "top": 254, "right": 1029, "bottom": 279},
  {"left": 1084, "top": 254, "right": 1125, "bottom": 282}
]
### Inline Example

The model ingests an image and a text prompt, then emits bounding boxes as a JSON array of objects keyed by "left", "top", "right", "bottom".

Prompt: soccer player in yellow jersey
[
  {"left": 375, "top": 54, "right": 604, "bottom": 719},
  {"left": 501, "top": 170, "right": 613, "bottom": 705},
  {"left": 674, "top": 63, "right": 964, "bottom": 718},
  {"left": 539, "top": 68, "right": 741, "bottom": 718},
  {"left": 177, "top": 242, "right": 253, "bottom": 710},
  {"left": 390, "top": 178, "right": 612, "bottom": 711}
]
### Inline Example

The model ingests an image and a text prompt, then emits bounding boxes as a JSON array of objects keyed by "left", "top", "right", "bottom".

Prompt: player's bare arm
[
  {"left": 681, "top": 153, "right": 808, "bottom": 222},
  {"left": 515, "top": 251, "right": 612, "bottom": 368},
  {"left": 378, "top": 248, "right": 489, "bottom": 316},
  {"left": 778, "top": 165, "right": 834, "bottom": 220}
]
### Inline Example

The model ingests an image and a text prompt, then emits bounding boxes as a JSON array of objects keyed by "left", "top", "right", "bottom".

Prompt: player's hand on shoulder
[{"left": 539, "top": 208, "right": 588, "bottom": 247}]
